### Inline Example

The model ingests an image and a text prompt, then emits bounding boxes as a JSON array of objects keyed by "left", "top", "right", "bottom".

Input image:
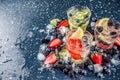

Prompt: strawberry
[
  {"left": 44, "top": 52, "right": 57, "bottom": 65},
  {"left": 66, "top": 30, "right": 83, "bottom": 59},
  {"left": 97, "top": 43, "right": 111, "bottom": 49},
  {"left": 68, "top": 38, "right": 82, "bottom": 48},
  {"left": 48, "top": 38, "right": 62, "bottom": 48},
  {"left": 66, "top": 42, "right": 82, "bottom": 59},
  {"left": 57, "top": 19, "right": 69, "bottom": 28},
  {"left": 91, "top": 52, "right": 102, "bottom": 64},
  {"left": 114, "top": 35, "right": 120, "bottom": 46}
]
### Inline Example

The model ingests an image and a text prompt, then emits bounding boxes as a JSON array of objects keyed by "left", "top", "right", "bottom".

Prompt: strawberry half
[
  {"left": 66, "top": 42, "right": 82, "bottom": 59},
  {"left": 91, "top": 52, "right": 102, "bottom": 64},
  {"left": 57, "top": 19, "right": 69, "bottom": 28},
  {"left": 44, "top": 52, "right": 57, "bottom": 65},
  {"left": 48, "top": 38, "right": 62, "bottom": 48},
  {"left": 114, "top": 35, "right": 120, "bottom": 46}
]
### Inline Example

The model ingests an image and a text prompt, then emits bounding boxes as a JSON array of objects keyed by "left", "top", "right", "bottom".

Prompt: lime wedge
[
  {"left": 68, "top": 20, "right": 78, "bottom": 29},
  {"left": 68, "top": 17, "right": 89, "bottom": 31},
  {"left": 50, "top": 18, "right": 60, "bottom": 26}
]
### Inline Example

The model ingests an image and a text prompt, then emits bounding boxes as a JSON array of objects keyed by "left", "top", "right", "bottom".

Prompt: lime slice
[
  {"left": 68, "top": 17, "right": 89, "bottom": 31},
  {"left": 69, "top": 19, "right": 78, "bottom": 28},
  {"left": 70, "top": 27, "right": 84, "bottom": 39},
  {"left": 81, "top": 20, "right": 89, "bottom": 31},
  {"left": 50, "top": 18, "right": 60, "bottom": 26},
  {"left": 59, "top": 47, "right": 70, "bottom": 60},
  {"left": 69, "top": 20, "right": 87, "bottom": 31}
]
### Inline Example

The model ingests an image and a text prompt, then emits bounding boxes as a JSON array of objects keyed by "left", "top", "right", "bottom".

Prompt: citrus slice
[
  {"left": 68, "top": 19, "right": 78, "bottom": 29},
  {"left": 95, "top": 18, "right": 109, "bottom": 30},
  {"left": 68, "top": 17, "right": 88, "bottom": 31},
  {"left": 50, "top": 18, "right": 60, "bottom": 27},
  {"left": 70, "top": 27, "right": 84, "bottom": 39},
  {"left": 95, "top": 18, "right": 110, "bottom": 42}
]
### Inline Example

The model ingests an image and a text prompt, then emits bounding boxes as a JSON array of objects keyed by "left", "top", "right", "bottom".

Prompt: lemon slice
[
  {"left": 50, "top": 18, "right": 60, "bottom": 26},
  {"left": 95, "top": 18, "right": 109, "bottom": 30},
  {"left": 96, "top": 18, "right": 109, "bottom": 26},
  {"left": 70, "top": 27, "right": 84, "bottom": 39},
  {"left": 95, "top": 18, "right": 110, "bottom": 42}
]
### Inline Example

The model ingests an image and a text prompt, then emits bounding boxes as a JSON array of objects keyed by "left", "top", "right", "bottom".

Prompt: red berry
[
  {"left": 114, "top": 35, "right": 120, "bottom": 46},
  {"left": 48, "top": 38, "right": 62, "bottom": 48},
  {"left": 91, "top": 52, "right": 102, "bottom": 64},
  {"left": 97, "top": 43, "right": 111, "bottom": 49},
  {"left": 68, "top": 38, "right": 82, "bottom": 48},
  {"left": 66, "top": 30, "right": 83, "bottom": 59},
  {"left": 93, "top": 34, "right": 96, "bottom": 38},
  {"left": 57, "top": 19, "right": 69, "bottom": 28},
  {"left": 44, "top": 52, "right": 57, "bottom": 65}
]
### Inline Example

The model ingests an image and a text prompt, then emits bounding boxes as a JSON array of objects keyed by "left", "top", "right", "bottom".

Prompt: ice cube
[
  {"left": 46, "top": 24, "right": 54, "bottom": 34},
  {"left": 113, "top": 45, "right": 117, "bottom": 50},
  {"left": 94, "top": 64, "right": 103, "bottom": 73},
  {"left": 111, "top": 58, "right": 120, "bottom": 66},
  {"left": 90, "top": 22, "right": 95, "bottom": 27},
  {"left": 91, "top": 41, "right": 96, "bottom": 46},
  {"left": 87, "top": 65, "right": 94, "bottom": 71},
  {"left": 40, "top": 44, "right": 47, "bottom": 51},
  {"left": 63, "top": 56, "right": 69, "bottom": 63},
  {"left": 38, "top": 29, "right": 45, "bottom": 33},
  {"left": 50, "top": 36, "right": 55, "bottom": 40},
  {"left": 46, "top": 24, "right": 54, "bottom": 30},
  {"left": 96, "top": 72, "right": 104, "bottom": 78},
  {"left": 72, "top": 63, "right": 76, "bottom": 69},
  {"left": 44, "top": 64, "right": 51, "bottom": 68},
  {"left": 81, "top": 70, "right": 87, "bottom": 75},
  {"left": 73, "top": 66, "right": 80, "bottom": 74},
  {"left": 92, "top": 17, "right": 97, "bottom": 21},
  {"left": 59, "top": 26, "right": 69, "bottom": 35},
  {"left": 37, "top": 53, "right": 45, "bottom": 61},
  {"left": 62, "top": 37, "right": 66, "bottom": 43}
]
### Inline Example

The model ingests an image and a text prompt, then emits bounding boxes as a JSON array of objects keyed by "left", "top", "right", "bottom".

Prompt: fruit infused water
[
  {"left": 66, "top": 27, "right": 93, "bottom": 64},
  {"left": 67, "top": 5, "right": 91, "bottom": 31},
  {"left": 94, "top": 18, "right": 120, "bottom": 49}
]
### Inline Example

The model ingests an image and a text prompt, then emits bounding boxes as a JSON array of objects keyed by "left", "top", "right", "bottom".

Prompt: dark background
[{"left": 0, "top": 0, "right": 120, "bottom": 80}]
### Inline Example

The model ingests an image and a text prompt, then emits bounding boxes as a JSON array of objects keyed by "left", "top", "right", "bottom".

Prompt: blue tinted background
[{"left": 0, "top": 0, "right": 120, "bottom": 80}]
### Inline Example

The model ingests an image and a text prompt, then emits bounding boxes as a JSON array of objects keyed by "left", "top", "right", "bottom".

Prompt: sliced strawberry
[
  {"left": 114, "top": 35, "right": 120, "bottom": 46},
  {"left": 68, "top": 38, "right": 82, "bottom": 48},
  {"left": 48, "top": 38, "right": 62, "bottom": 48},
  {"left": 57, "top": 19, "right": 69, "bottom": 28},
  {"left": 91, "top": 52, "right": 102, "bottom": 64},
  {"left": 66, "top": 44, "right": 82, "bottom": 59},
  {"left": 66, "top": 30, "right": 83, "bottom": 59},
  {"left": 44, "top": 52, "right": 57, "bottom": 65},
  {"left": 97, "top": 43, "right": 111, "bottom": 49}
]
